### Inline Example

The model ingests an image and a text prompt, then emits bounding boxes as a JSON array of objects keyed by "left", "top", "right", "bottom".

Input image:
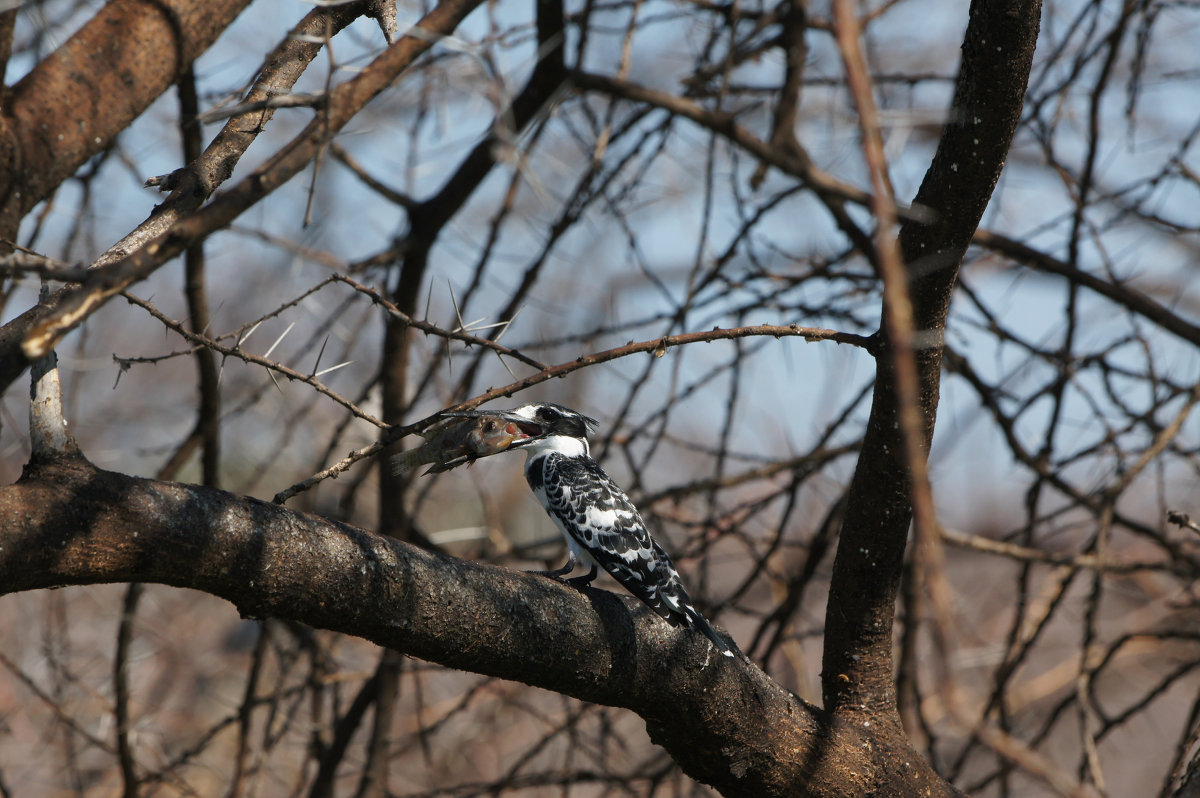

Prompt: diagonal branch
[
  {"left": 0, "top": 0, "right": 488, "bottom": 394},
  {"left": 973, "top": 227, "right": 1200, "bottom": 348},
  {"left": 95, "top": 1, "right": 379, "bottom": 272},
  {"left": 0, "top": 0, "right": 252, "bottom": 238}
]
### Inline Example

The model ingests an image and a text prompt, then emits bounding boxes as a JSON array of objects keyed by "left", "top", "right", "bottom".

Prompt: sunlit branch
[{"left": 11, "top": 0, "right": 488, "bottom": 372}]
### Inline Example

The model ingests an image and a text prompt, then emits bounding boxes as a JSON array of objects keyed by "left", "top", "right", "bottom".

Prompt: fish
[{"left": 392, "top": 414, "right": 526, "bottom": 476}]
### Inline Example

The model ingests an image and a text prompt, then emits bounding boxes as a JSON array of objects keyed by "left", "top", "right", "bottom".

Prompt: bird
[{"left": 443, "top": 401, "right": 736, "bottom": 658}]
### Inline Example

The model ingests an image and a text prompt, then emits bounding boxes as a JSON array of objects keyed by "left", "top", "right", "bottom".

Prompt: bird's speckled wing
[{"left": 527, "top": 452, "right": 694, "bottom": 627}]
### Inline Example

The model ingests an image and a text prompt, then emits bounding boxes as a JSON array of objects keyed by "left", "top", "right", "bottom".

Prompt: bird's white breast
[{"left": 521, "top": 434, "right": 590, "bottom": 459}]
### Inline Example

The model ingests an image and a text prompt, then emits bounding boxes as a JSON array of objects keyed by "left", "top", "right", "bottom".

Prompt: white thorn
[
  {"left": 313, "top": 360, "right": 354, "bottom": 378},
  {"left": 262, "top": 321, "right": 296, "bottom": 360},
  {"left": 237, "top": 320, "right": 264, "bottom": 349}
]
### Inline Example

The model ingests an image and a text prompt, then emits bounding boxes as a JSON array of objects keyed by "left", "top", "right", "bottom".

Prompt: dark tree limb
[
  {"left": 0, "top": 7, "right": 17, "bottom": 86},
  {"left": 114, "top": 582, "right": 144, "bottom": 798},
  {"left": 308, "top": 665, "right": 383, "bottom": 798},
  {"left": 0, "top": 457, "right": 962, "bottom": 798},
  {"left": 371, "top": 3, "right": 570, "bottom": 771},
  {"left": 378, "top": 0, "right": 569, "bottom": 475},
  {"left": 973, "top": 227, "right": 1200, "bottom": 348},
  {"left": 821, "top": 0, "right": 1043, "bottom": 724},
  {"left": 179, "top": 66, "right": 222, "bottom": 487}
]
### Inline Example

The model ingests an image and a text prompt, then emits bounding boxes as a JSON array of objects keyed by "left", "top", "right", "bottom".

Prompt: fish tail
[{"left": 392, "top": 447, "right": 436, "bottom": 475}]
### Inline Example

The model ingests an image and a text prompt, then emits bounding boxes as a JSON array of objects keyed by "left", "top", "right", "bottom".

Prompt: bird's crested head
[{"left": 505, "top": 402, "right": 598, "bottom": 444}]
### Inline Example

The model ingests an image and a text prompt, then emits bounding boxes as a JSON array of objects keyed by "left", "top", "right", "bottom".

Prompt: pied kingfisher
[{"left": 445, "top": 402, "right": 736, "bottom": 658}]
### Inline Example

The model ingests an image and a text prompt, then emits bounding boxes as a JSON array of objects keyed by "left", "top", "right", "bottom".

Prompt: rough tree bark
[
  {"left": 0, "top": 456, "right": 958, "bottom": 797},
  {"left": 0, "top": 0, "right": 252, "bottom": 239},
  {"left": 822, "top": 0, "right": 1041, "bottom": 726}
]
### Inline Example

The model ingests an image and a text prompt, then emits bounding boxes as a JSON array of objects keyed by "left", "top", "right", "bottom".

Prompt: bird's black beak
[{"left": 439, "top": 408, "right": 544, "bottom": 447}]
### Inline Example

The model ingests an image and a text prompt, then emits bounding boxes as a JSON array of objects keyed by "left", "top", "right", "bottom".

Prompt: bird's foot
[
  {"left": 529, "top": 563, "right": 574, "bottom": 580},
  {"left": 565, "top": 566, "right": 598, "bottom": 588}
]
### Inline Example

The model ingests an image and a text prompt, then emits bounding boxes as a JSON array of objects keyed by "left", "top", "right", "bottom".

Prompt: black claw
[
  {"left": 566, "top": 565, "right": 598, "bottom": 588},
  {"left": 530, "top": 559, "right": 576, "bottom": 580}
]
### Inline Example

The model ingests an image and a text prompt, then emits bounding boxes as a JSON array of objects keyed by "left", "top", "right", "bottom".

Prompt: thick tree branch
[
  {"left": 0, "top": 458, "right": 960, "bottom": 798},
  {"left": 100, "top": 1, "right": 377, "bottom": 272},
  {"left": 0, "top": 0, "right": 252, "bottom": 238},
  {"left": 821, "top": 0, "right": 1042, "bottom": 722}
]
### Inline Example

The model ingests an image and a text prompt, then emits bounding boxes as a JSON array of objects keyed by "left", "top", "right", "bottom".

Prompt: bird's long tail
[{"left": 684, "top": 606, "right": 737, "bottom": 659}]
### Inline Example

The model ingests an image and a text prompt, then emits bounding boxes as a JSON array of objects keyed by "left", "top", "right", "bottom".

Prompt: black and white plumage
[{"left": 445, "top": 402, "right": 735, "bottom": 658}]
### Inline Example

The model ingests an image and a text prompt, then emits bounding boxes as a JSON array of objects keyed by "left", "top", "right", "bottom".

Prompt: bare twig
[
  {"left": 1167, "top": 511, "right": 1200, "bottom": 537},
  {"left": 270, "top": 322, "right": 872, "bottom": 503},
  {"left": 331, "top": 274, "right": 547, "bottom": 370},
  {"left": 113, "top": 583, "right": 143, "bottom": 798},
  {"left": 122, "top": 292, "right": 385, "bottom": 428}
]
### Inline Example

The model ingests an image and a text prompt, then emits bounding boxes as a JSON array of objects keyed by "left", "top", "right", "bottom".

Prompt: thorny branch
[
  {"left": 121, "top": 292, "right": 386, "bottom": 428},
  {"left": 271, "top": 320, "right": 872, "bottom": 504}
]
